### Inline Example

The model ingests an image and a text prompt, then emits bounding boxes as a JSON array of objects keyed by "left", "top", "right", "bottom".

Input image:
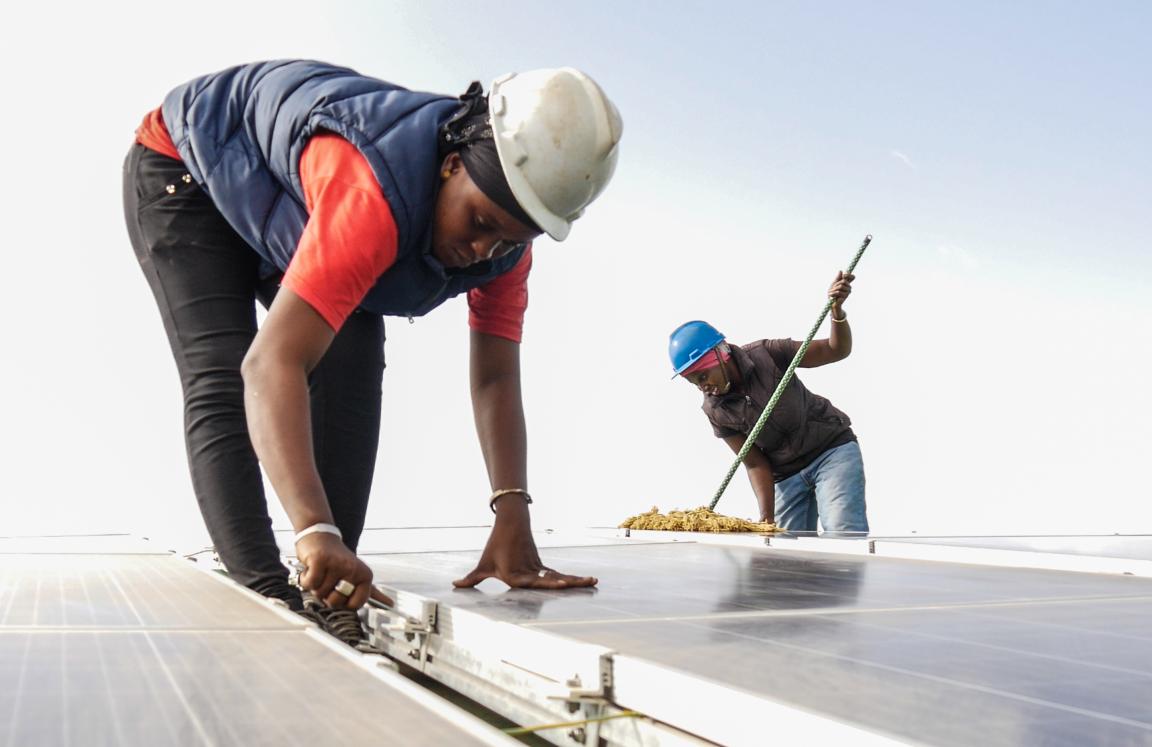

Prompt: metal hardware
[{"left": 364, "top": 589, "right": 437, "bottom": 664}]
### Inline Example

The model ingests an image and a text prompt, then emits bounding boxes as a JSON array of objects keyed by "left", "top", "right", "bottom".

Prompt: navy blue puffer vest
[{"left": 162, "top": 60, "right": 527, "bottom": 317}]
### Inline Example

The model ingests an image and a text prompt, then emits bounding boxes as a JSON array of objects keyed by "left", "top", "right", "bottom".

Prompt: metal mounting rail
[{"left": 364, "top": 587, "right": 714, "bottom": 746}]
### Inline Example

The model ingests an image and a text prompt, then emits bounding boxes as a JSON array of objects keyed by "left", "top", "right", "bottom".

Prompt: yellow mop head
[{"left": 620, "top": 506, "right": 779, "bottom": 533}]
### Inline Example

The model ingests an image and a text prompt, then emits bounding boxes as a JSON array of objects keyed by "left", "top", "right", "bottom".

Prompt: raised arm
[{"left": 801, "top": 271, "right": 855, "bottom": 368}]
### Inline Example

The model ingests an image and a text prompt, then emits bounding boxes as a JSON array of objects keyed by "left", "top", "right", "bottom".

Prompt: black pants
[{"left": 123, "top": 144, "right": 385, "bottom": 607}]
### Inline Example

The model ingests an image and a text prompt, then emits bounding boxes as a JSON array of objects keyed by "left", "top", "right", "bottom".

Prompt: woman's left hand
[
  {"left": 452, "top": 496, "right": 598, "bottom": 589},
  {"left": 828, "top": 271, "right": 854, "bottom": 314}
]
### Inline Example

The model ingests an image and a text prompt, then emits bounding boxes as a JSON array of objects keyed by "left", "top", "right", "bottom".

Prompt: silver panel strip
[
  {"left": 872, "top": 541, "right": 1152, "bottom": 577},
  {"left": 611, "top": 655, "right": 908, "bottom": 747}
]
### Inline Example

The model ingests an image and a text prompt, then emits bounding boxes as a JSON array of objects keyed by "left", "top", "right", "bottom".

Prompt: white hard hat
[{"left": 489, "top": 68, "right": 623, "bottom": 241}]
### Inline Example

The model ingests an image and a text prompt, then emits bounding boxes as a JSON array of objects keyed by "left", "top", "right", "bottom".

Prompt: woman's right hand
[{"left": 296, "top": 532, "right": 376, "bottom": 609}]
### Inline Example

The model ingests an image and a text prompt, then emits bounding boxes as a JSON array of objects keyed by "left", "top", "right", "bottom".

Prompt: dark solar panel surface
[
  {"left": 365, "top": 539, "right": 1152, "bottom": 746},
  {"left": 0, "top": 547, "right": 511, "bottom": 746}
]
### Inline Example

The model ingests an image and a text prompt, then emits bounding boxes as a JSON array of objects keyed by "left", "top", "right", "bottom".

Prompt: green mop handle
[{"left": 709, "top": 235, "right": 872, "bottom": 512}]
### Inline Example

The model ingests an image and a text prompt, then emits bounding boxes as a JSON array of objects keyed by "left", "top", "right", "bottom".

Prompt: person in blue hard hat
[{"left": 669, "top": 272, "right": 868, "bottom": 534}]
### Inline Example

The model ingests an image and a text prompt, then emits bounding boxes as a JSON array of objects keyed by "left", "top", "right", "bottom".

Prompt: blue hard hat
[{"left": 668, "top": 321, "right": 725, "bottom": 377}]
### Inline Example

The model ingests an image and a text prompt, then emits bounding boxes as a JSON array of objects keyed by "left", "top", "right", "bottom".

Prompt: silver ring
[{"left": 334, "top": 579, "right": 355, "bottom": 596}]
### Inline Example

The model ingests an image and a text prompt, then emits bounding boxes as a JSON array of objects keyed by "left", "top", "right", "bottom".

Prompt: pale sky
[{"left": 2, "top": 1, "right": 1149, "bottom": 548}]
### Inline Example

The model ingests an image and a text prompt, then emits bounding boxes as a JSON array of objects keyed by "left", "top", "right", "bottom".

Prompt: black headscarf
[{"left": 440, "top": 82, "right": 541, "bottom": 233}]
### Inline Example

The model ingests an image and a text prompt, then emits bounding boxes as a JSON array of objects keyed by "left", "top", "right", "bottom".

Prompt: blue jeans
[{"left": 774, "top": 441, "right": 868, "bottom": 534}]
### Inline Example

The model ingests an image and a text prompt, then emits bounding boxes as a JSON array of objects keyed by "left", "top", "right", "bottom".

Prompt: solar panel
[
  {"left": 358, "top": 534, "right": 1152, "bottom": 746},
  {"left": 0, "top": 540, "right": 518, "bottom": 746}
]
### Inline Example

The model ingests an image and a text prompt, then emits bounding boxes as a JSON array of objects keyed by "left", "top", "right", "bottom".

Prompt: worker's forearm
[
  {"left": 471, "top": 373, "right": 528, "bottom": 495},
  {"left": 470, "top": 334, "right": 529, "bottom": 514},
  {"left": 746, "top": 465, "right": 776, "bottom": 522},
  {"left": 828, "top": 305, "right": 853, "bottom": 359},
  {"left": 243, "top": 360, "right": 332, "bottom": 531}
]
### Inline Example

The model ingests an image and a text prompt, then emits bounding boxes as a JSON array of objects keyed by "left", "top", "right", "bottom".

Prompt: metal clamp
[
  {"left": 363, "top": 589, "right": 437, "bottom": 664},
  {"left": 545, "top": 653, "right": 613, "bottom": 714}
]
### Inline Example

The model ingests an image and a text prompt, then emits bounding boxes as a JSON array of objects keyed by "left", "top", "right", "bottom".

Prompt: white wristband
[{"left": 294, "top": 522, "right": 342, "bottom": 544}]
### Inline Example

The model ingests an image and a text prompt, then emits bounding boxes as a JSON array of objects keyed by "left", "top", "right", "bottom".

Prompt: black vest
[{"left": 703, "top": 340, "right": 856, "bottom": 480}]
